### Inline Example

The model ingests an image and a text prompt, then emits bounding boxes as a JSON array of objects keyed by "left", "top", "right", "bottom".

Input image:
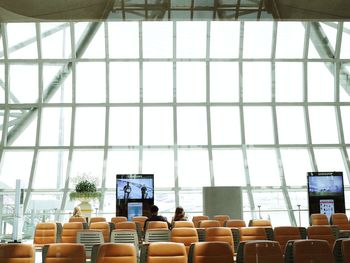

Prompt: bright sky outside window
[
  {"left": 243, "top": 62, "right": 271, "bottom": 102},
  {"left": 108, "top": 22, "right": 139, "bottom": 58},
  {"left": 308, "top": 62, "right": 334, "bottom": 102},
  {"left": 105, "top": 150, "right": 139, "bottom": 188},
  {"left": 276, "top": 22, "right": 304, "bottom": 58},
  {"left": 143, "top": 107, "right": 173, "bottom": 145},
  {"left": 177, "top": 107, "right": 207, "bottom": 145},
  {"left": 243, "top": 21, "right": 273, "bottom": 58},
  {"left": 76, "top": 62, "right": 106, "bottom": 103},
  {"left": 244, "top": 106, "right": 274, "bottom": 144},
  {"left": 143, "top": 22, "right": 173, "bottom": 58},
  {"left": 247, "top": 149, "right": 280, "bottom": 186},
  {"left": 109, "top": 62, "right": 139, "bottom": 103},
  {"left": 280, "top": 149, "right": 312, "bottom": 186},
  {"left": 210, "top": 106, "right": 241, "bottom": 145},
  {"left": 41, "top": 22, "right": 71, "bottom": 59},
  {"left": 176, "top": 21, "right": 206, "bottom": 58},
  {"left": 276, "top": 106, "right": 307, "bottom": 144},
  {"left": 143, "top": 62, "right": 173, "bottom": 103},
  {"left": 341, "top": 107, "right": 350, "bottom": 143},
  {"left": 212, "top": 149, "right": 245, "bottom": 186},
  {"left": 40, "top": 107, "right": 71, "bottom": 146},
  {"left": 6, "top": 23, "right": 37, "bottom": 59},
  {"left": 275, "top": 62, "right": 303, "bottom": 102},
  {"left": 142, "top": 150, "right": 175, "bottom": 188},
  {"left": 81, "top": 24, "right": 105, "bottom": 59},
  {"left": 109, "top": 107, "right": 139, "bottom": 146},
  {"left": 0, "top": 150, "right": 34, "bottom": 189},
  {"left": 210, "top": 62, "right": 239, "bottom": 102},
  {"left": 341, "top": 22, "right": 350, "bottom": 58},
  {"left": 176, "top": 62, "right": 206, "bottom": 102},
  {"left": 178, "top": 149, "right": 210, "bottom": 187},
  {"left": 210, "top": 21, "right": 239, "bottom": 58},
  {"left": 74, "top": 107, "right": 105, "bottom": 146},
  {"left": 69, "top": 150, "right": 104, "bottom": 188},
  {"left": 9, "top": 65, "right": 38, "bottom": 104},
  {"left": 33, "top": 150, "right": 68, "bottom": 189},
  {"left": 308, "top": 106, "right": 339, "bottom": 144}
]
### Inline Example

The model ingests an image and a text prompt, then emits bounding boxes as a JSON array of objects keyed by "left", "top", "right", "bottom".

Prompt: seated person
[
  {"left": 71, "top": 206, "right": 84, "bottom": 218},
  {"left": 171, "top": 206, "right": 188, "bottom": 227},
  {"left": 145, "top": 205, "right": 171, "bottom": 230}
]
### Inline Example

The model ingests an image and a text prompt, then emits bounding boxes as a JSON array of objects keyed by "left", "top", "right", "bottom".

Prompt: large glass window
[{"left": 1, "top": 21, "right": 350, "bottom": 232}]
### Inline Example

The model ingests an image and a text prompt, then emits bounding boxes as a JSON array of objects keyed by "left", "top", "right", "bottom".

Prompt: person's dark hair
[
  {"left": 150, "top": 205, "right": 159, "bottom": 214},
  {"left": 174, "top": 206, "right": 185, "bottom": 221}
]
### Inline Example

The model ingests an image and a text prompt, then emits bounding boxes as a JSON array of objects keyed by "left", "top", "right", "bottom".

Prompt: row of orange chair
[
  {"left": 4, "top": 239, "right": 350, "bottom": 263},
  {"left": 0, "top": 241, "right": 235, "bottom": 263}
]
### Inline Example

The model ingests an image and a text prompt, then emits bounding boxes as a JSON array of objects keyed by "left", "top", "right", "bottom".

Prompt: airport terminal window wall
[{"left": 1, "top": 21, "right": 350, "bottom": 238}]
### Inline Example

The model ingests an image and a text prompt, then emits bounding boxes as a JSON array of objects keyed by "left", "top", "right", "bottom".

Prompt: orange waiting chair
[
  {"left": 89, "top": 222, "right": 111, "bottom": 242},
  {"left": 340, "top": 239, "right": 350, "bottom": 262},
  {"left": 146, "top": 221, "right": 169, "bottom": 230},
  {"left": 0, "top": 243, "right": 35, "bottom": 263},
  {"left": 111, "top": 216, "right": 128, "bottom": 225},
  {"left": 273, "top": 226, "right": 303, "bottom": 252},
  {"left": 115, "top": 221, "right": 137, "bottom": 230},
  {"left": 171, "top": 227, "right": 199, "bottom": 254},
  {"left": 205, "top": 227, "right": 234, "bottom": 253},
  {"left": 310, "top": 213, "right": 329, "bottom": 226},
  {"left": 90, "top": 217, "right": 107, "bottom": 224},
  {"left": 144, "top": 242, "right": 187, "bottom": 263},
  {"left": 248, "top": 219, "right": 272, "bottom": 227},
  {"left": 188, "top": 241, "right": 234, "bottom": 263},
  {"left": 173, "top": 221, "right": 195, "bottom": 228},
  {"left": 61, "top": 222, "right": 84, "bottom": 243},
  {"left": 236, "top": 240, "right": 283, "bottom": 263},
  {"left": 213, "top": 215, "right": 230, "bottom": 227},
  {"left": 132, "top": 216, "right": 148, "bottom": 232},
  {"left": 91, "top": 243, "right": 137, "bottom": 263},
  {"left": 192, "top": 216, "right": 209, "bottom": 228},
  {"left": 284, "top": 239, "right": 334, "bottom": 263},
  {"left": 69, "top": 217, "right": 86, "bottom": 223},
  {"left": 330, "top": 213, "right": 350, "bottom": 237},
  {"left": 42, "top": 243, "right": 85, "bottom": 263},
  {"left": 307, "top": 225, "right": 336, "bottom": 249},
  {"left": 33, "top": 222, "right": 57, "bottom": 248},
  {"left": 198, "top": 220, "right": 220, "bottom": 229},
  {"left": 239, "top": 227, "right": 268, "bottom": 242},
  {"left": 225, "top": 219, "right": 246, "bottom": 228}
]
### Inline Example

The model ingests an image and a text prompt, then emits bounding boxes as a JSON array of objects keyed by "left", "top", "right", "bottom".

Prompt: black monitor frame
[
  {"left": 307, "top": 171, "right": 345, "bottom": 222},
  {"left": 116, "top": 174, "right": 154, "bottom": 218}
]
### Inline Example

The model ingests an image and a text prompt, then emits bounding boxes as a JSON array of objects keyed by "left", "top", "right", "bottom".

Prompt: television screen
[
  {"left": 116, "top": 174, "right": 154, "bottom": 200},
  {"left": 308, "top": 175, "right": 344, "bottom": 196}
]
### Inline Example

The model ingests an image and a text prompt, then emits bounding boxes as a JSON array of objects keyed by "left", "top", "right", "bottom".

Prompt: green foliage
[
  {"left": 75, "top": 179, "right": 97, "bottom": 193},
  {"left": 70, "top": 173, "right": 101, "bottom": 201},
  {"left": 69, "top": 191, "right": 102, "bottom": 201}
]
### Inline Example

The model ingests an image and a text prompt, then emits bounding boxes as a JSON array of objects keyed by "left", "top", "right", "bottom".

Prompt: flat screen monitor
[
  {"left": 116, "top": 174, "right": 154, "bottom": 217},
  {"left": 307, "top": 172, "right": 345, "bottom": 219},
  {"left": 117, "top": 177, "right": 154, "bottom": 200},
  {"left": 307, "top": 174, "right": 344, "bottom": 197}
]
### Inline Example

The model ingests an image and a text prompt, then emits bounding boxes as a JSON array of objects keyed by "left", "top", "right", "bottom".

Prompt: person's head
[
  {"left": 150, "top": 205, "right": 159, "bottom": 215},
  {"left": 174, "top": 206, "right": 185, "bottom": 218},
  {"left": 73, "top": 206, "right": 82, "bottom": 216}
]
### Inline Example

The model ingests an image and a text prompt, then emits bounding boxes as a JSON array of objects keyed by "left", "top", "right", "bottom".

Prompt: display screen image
[
  {"left": 308, "top": 175, "right": 344, "bottom": 196},
  {"left": 127, "top": 202, "right": 143, "bottom": 221},
  {"left": 117, "top": 175, "right": 154, "bottom": 200}
]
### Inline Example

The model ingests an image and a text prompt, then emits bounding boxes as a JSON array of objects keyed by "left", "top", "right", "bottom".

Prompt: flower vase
[{"left": 78, "top": 199, "right": 93, "bottom": 218}]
